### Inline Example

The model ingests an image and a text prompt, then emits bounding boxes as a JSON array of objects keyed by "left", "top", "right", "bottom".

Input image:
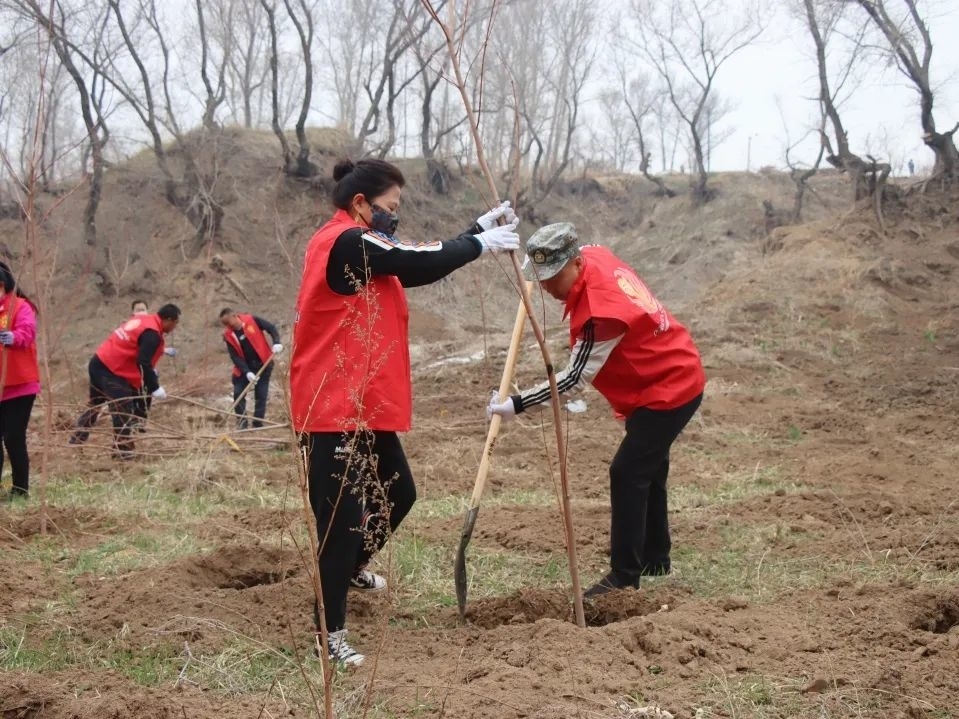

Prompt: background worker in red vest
[
  {"left": 130, "top": 299, "right": 177, "bottom": 429},
  {"left": 218, "top": 308, "right": 282, "bottom": 429},
  {"left": 0, "top": 262, "right": 40, "bottom": 500},
  {"left": 70, "top": 304, "right": 180, "bottom": 459},
  {"left": 291, "top": 158, "right": 519, "bottom": 666},
  {"left": 487, "top": 223, "right": 706, "bottom": 599}
]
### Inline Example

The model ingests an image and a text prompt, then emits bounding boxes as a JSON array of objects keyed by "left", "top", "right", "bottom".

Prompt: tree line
[{"left": 0, "top": 0, "right": 956, "bottom": 251}]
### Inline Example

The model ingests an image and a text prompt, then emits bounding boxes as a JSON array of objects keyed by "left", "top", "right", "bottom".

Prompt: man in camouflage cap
[{"left": 488, "top": 222, "right": 706, "bottom": 598}]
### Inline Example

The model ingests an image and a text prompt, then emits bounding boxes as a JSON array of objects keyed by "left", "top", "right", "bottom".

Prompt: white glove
[
  {"left": 152, "top": 386, "right": 167, "bottom": 400},
  {"left": 476, "top": 220, "right": 520, "bottom": 254},
  {"left": 164, "top": 347, "right": 178, "bottom": 357},
  {"left": 271, "top": 343, "right": 283, "bottom": 354},
  {"left": 486, "top": 391, "right": 517, "bottom": 422},
  {"left": 245, "top": 371, "right": 258, "bottom": 384},
  {"left": 475, "top": 200, "right": 519, "bottom": 231}
]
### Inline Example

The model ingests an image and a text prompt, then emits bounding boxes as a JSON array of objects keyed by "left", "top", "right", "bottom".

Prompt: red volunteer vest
[
  {"left": 95, "top": 314, "right": 165, "bottom": 389},
  {"left": 290, "top": 209, "right": 411, "bottom": 433},
  {"left": 223, "top": 313, "right": 273, "bottom": 377},
  {"left": 566, "top": 246, "right": 705, "bottom": 415},
  {"left": 0, "top": 295, "right": 39, "bottom": 387}
]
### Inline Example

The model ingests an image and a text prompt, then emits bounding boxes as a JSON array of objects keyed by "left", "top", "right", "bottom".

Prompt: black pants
[
  {"left": 73, "top": 357, "right": 140, "bottom": 453},
  {"left": 305, "top": 430, "right": 417, "bottom": 633},
  {"left": 232, "top": 365, "right": 271, "bottom": 429},
  {"left": 608, "top": 393, "right": 702, "bottom": 586},
  {"left": 0, "top": 393, "right": 36, "bottom": 495}
]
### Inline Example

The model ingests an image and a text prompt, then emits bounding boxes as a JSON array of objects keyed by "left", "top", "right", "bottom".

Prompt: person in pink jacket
[{"left": 0, "top": 262, "right": 40, "bottom": 500}]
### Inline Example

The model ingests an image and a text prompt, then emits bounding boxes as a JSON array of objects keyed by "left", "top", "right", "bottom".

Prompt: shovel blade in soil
[{"left": 454, "top": 505, "right": 480, "bottom": 620}]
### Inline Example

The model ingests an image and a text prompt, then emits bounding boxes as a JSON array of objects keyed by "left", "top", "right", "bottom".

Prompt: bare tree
[
  {"left": 801, "top": 0, "right": 891, "bottom": 212},
  {"left": 8, "top": 0, "right": 111, "bottom": 245},
  {"left": 281, "top": 0, "right": 317, "bottom": 176},
  {"left": 259, "top": 0, "right": 294, "bottom": 165},
  {"left": 194, "top": 0, "right": 231, "bottom": 130},
  {"left": 629, "top": 0, "right": 764, "bottom": 201},
  {"left": 616, "top": 68, "right": 674, "bottom": 196},
  {"left": 777, "top": 97, "right": 828, "bottom": 222},
  {"left": 851, "top": 0, "right": 958, "bottom": 180},
  {"left": 219, "top": 0, "right": 270, "bottom": 128},
  {"left": 490, "top": 0, "right": 595, "bottom": 202},
  {"left": 594, "top": 89, "right": 636, "bottom": 172}
]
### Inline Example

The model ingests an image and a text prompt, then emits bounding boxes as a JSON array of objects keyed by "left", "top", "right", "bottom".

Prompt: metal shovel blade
[{"left": 454, "top": 505, "right": 480, "bottom": 620}]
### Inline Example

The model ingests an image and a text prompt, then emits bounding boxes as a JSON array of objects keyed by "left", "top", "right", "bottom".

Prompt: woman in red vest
[
  {"left": 0, "top": 262, "right": 40, "bottom": 500},
  {"left": 488, "top": 223, "right": 706, "bottom": 599},
  {"left": 291, "top": 158, "right": 520, "bottom": 666}
]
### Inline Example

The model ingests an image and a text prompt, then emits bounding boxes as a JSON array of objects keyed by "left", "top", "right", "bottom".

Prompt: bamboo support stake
[{"left": 422, "top": 0, "right": 585, "bottom": 627}]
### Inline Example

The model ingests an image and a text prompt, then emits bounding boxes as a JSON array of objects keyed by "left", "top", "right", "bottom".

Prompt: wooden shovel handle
[{"left": 467, "top": 285, "right": 529, "bottom": 507}]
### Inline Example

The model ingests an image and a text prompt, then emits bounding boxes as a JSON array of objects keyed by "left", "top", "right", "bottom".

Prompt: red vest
[
  {"left": 566, "top": 246, "right": 705, "bottom": 414},
  {"left": 223, "top": 313, "right": 273, "bottom": 377},
  {"left": 0, "top": 295, "right": 39, "bottom": 387},
  {"left": 95, "top": 314, "right": 165, "bottom": 389},
  {"left": 290, "top": 209, "right": 411, "bottom": 432}
]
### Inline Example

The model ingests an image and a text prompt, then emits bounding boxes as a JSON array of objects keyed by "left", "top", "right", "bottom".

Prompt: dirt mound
[
  {"left": 70, "top": 545, "right": 310, "bottom": 650},
  {"left": 0, "top": 506, "right": 115, "bottom": 546},
  {"left": 0, "top": 670, "right": 285, "bottom": 719},
  {"left": 462, "top": 587, "right": 677, "bottom": 629}
]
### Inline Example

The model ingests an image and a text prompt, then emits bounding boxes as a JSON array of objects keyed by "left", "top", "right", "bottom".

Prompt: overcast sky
[{"left": 693, "top": 2, "right": 959, "bottom": 173}]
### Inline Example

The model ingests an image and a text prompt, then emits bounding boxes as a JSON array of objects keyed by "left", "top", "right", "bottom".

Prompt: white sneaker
[
  {"left": 325, "top": 629, "right": 364, "bottom": 666},
  {"left": 350, "top": 569, "right": 387, "bottom": 592}
]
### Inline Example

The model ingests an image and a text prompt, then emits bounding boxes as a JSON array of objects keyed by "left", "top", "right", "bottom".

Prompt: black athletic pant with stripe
[
  {"left": 0, "top": 393, "right": 36, "bottom": 495},
  {"left": 608, "top": 393, "right": 702, "bottom": 586},
  {"left": 304, "top": 430, "right": 417, "bottom": 633}
]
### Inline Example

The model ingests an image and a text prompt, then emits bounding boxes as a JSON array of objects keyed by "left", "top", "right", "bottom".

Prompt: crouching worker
[
  {"left": 70, "top": 304, "right": 181, "bottom": 460},
  {"left": 487, "top": 223, "right": 705, "bottom": 598}
]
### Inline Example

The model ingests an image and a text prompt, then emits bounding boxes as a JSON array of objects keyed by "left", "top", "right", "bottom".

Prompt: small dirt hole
[
  {"left": 217, "top": 568, "right": 293, "bottom": 590},
  {"left": 911, "top": 597, "right": 959, "bottom": 634}
]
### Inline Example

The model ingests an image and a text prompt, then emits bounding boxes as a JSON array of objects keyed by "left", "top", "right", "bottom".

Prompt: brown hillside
[{"left": 0, "top": 127, "right": 851, "bottom": 402}]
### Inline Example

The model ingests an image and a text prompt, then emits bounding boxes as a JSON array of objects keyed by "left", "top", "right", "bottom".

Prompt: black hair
[
  {"left": 0, "top": 261, "right": 37, "bottom": 313},
  {"left": 331, "top": 159, "right": 406, "bottom": 211},
  {"left": 218, "top": 307, "right": 234, "bottom": 319},
  {"left": 131, "top": 299, "right": 148, "bottom": 311},
  {"left": 157, "top": 303, "right": 181, "bottom": 321}
]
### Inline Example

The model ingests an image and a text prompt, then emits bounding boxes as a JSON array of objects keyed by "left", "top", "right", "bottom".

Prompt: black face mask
[{"left": 370, "top": 204, "right": 399, "bottom": 235}]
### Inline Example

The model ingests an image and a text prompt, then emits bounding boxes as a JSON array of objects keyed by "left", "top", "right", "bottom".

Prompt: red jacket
[
  {"left": 290, "top": 209, "right": 411, "bottom": 432},
  {"left": 223, "top": 313, "right": 273, "bottom": 377},
  {"left": 0, "top": 294, "right": 39, "bottom": 389},
  {"left": 95, "top": 314, "right": 165, "bottom": 389},
  {"left": 566, "top": 246, "right": 705, "bottom": 414}
]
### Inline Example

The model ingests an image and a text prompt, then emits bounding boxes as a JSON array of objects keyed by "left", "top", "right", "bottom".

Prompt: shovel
[{"left": 455, "top": 288, "right": 529, "bottom": 620}]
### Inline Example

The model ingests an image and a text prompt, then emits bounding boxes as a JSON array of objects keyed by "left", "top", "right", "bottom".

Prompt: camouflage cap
[{"left": 522, "top": 222, "right": 580, "bottom": 281}]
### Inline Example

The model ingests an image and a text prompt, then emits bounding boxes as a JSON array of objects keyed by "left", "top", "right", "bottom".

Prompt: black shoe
[
  {"left": 350, "top": 569, "right": 387, "bottom": 592},
  {"left": 583, "top": 573, "right": 638, "bottom": 600},
  {"left": 1, "top": 488, "right": 29, "bottom": 502}
]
